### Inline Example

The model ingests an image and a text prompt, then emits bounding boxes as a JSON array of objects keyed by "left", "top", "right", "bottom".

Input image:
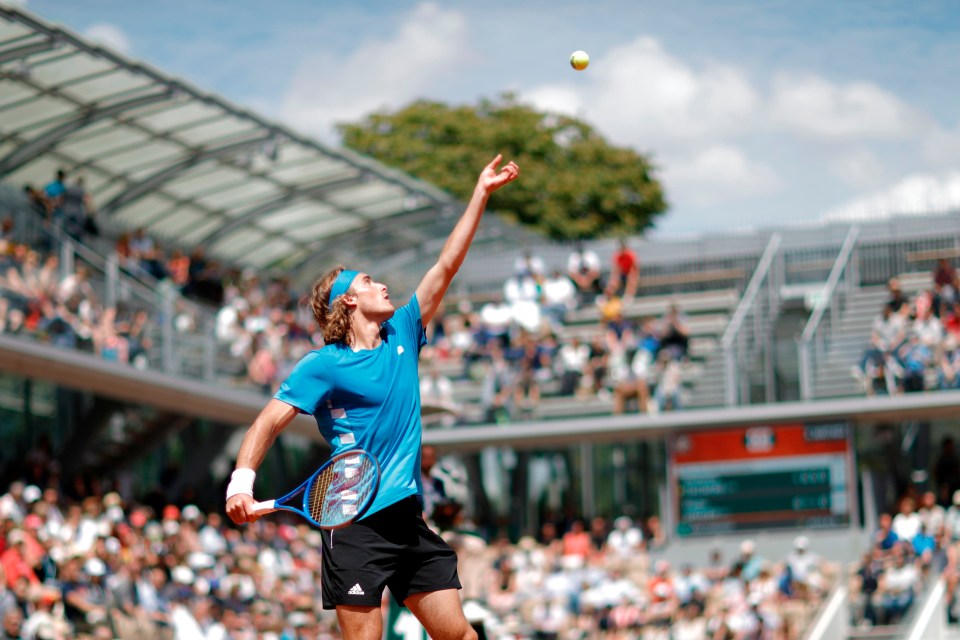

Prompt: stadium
[{"left": 1, "top": 3, "right": 960, "bottom": 639}]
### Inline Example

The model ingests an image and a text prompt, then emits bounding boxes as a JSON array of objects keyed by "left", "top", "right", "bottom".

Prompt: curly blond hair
[{"left": 307, "top": 267, "right": 355, "bottom": 347}]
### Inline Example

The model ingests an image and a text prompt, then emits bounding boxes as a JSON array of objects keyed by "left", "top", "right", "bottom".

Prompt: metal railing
[
  {"left": 798, "top": 225, "right": 861, "bottom": 400},
  {"left": 722, "top": 233, "right": 784, "bottom": 406}
]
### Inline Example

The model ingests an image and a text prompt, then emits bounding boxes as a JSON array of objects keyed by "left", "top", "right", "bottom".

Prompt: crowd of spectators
[
  {"left": 849, "top": 488, "right": 960, "bottom": 628},
  {"left": 853, "top": 259, "right": 960, "bottom": 396},
  {"left": 0, "top": 465, "right": 841, "bottom": 640},
  {"left": 7, "top": 188, "right": 698, "bottom": 424}
]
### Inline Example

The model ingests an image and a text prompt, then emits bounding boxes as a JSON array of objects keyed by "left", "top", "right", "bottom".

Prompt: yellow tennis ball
[{"left": 570, "top": 50, "right": 589, "bottom": 71}]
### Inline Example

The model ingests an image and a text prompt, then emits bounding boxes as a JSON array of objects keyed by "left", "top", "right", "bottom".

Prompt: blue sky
[{"left": 16, "top": 0, "right": 960, "bottom": 236}]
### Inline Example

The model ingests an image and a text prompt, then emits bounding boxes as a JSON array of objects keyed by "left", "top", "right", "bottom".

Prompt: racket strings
[{"left": 308, "top": 453, "right": 376, "bottom": 526}]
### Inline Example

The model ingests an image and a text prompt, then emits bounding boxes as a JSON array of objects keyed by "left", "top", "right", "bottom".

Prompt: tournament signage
[{"left": 668, "top": 422, "right": 854, "bottom": 537}]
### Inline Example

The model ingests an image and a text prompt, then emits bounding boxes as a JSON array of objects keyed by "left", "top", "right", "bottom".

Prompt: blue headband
[{"left": 328, "top": 270, "right": 359, "bottom": 306}]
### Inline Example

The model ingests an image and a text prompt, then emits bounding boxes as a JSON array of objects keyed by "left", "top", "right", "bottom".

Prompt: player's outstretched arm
[
  {"left": 225, "top": 398, "right": 300, "bottom": 524},
  {"left": 416, "top": 154, "right": 519, "bottom": 325}
]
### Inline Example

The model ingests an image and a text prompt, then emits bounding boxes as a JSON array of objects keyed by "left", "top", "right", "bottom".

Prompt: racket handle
[{"left": 251, "top": 500, "right": 277, "bottom": 514}]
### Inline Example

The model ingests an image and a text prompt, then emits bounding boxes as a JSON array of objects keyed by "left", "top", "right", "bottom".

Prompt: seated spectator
[
  {"left": 605, "top": 516, "right": 643, "bottom": 559},
  {"left": 854, "top": 549, "right": 884, "bottom": 626},
  {"left": 658, "top": 303, "right": 690, "bottom": 361},
  {"left": 945, "top": 490, "right": 960, "bottom": 543},
  {"left": 854, "top": 302, "right": 906, "bottom": 395},
  {"left": 556, "top": 336, "right": 589, "bottom": 396},
  {"left": 875, "top": 512, "right": 899, "bottom": 553},
  {"left": 540, "top": 269, "right": 576, "bottom": 329},
  {"left": 479, "top": 344, "right": 514, "bottom": 423},
  {"left": 654, "top": 351, "right": 684, "bottom": 412},
  {"left": 502, "top": 269, "right": 541, "bottom": 333},
  {"left": 933, "top": 258, "right": 957, "bottom": 314},
  {"left": 892, "top": 496, "right": 922, "bottom": 542},
  {"left": 876, "top": 544, "right": 919, "bottom": 624},
  {"left": 918, "top": 490, "right": 946, "bottom": 535},
  {"left": 896, "top": 332, "right": 935, "bottom": 393},
  {"left": 605, "top": 238, "right": 640, "bottom": 301},
  {"left": 610, "top": 345, "right": 652, "bottom": 415},
  {"left": 566, "top": 241, "right": 603, "bottom": 305},
  {"left": 886, "top": 277, "right": 908, "bottom": 314}
]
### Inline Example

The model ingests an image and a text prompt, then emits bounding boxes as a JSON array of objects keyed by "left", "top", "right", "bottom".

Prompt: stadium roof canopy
[{"left": 0, "top": 5, "right": 461, "bottom": 275}]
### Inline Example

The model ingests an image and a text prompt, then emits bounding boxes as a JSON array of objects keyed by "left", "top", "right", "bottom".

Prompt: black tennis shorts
[{"left": 319, "top": 496, "right": 461, "bottom": 609}]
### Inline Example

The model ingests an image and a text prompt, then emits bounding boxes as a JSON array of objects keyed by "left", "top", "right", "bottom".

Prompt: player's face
[{"left": 351, "top": 273, "right": 395, "bottom": 318}]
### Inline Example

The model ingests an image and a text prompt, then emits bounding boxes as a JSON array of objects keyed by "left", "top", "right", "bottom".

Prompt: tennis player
[{"left": 225, "top": 155, "right": 519, "bottom": 639}]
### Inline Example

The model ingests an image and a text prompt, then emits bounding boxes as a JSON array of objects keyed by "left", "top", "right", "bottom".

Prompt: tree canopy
[{"left": 337, "top": 95, "right": 668, "bottom": 241}]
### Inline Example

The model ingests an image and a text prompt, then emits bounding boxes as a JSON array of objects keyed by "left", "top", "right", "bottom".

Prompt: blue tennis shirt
[{"left": 274, "top": 295, "right": 427, "bottom": 518}]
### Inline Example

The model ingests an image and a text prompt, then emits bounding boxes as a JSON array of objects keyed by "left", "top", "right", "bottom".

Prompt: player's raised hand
[{"left": 477, "top": 154, "right": 520, "bottom": 194}]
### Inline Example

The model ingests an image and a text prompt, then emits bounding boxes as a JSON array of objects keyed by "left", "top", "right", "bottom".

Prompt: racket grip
[{"left": 251, "top": 499, "right": 277, "bottom": 514}]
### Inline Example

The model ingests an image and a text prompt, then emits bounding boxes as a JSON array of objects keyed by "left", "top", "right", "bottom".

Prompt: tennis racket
[{"left": 252, "top": 450, "right": 380, "bottom": 529}]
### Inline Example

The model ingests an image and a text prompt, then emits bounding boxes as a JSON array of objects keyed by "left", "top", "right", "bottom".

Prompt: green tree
[{"left": 337, "top": 95, "right": 667, "bottom": 240}]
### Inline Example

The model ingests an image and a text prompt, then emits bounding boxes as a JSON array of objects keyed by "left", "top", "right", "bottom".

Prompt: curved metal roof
[{"left": 0, "top": 5, "right": 458, "bottom": 276}]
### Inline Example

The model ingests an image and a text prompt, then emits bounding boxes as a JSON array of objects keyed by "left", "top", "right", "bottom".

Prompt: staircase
[{"left": 810, "top": 273, "right": 932, "bottom": 400}]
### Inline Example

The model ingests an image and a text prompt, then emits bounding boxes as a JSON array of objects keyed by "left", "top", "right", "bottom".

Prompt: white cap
[
  {"left": 171, "top": 566, "right": 194, "bottom": 584},
  {"left": 84, "top": 558, "right": 106, "bottom": 577},
  {"left": 740, "top": 540, "right": 756, "bottom": 554},
  {"left": 23, "top": 485, "right": 42, "bottom": 503},
  {"left": 794, "top": 535, "right": 810, "bottom": 550}
]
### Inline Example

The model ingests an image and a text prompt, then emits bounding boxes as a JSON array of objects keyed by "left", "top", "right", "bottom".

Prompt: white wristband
[{"left": 226, "top": 468, "right": 256, "bottom": 500}]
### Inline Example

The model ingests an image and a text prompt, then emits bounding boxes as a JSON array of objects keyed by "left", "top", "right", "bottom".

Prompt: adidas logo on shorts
[{"left": 348, "top": 583, "right": 365, "bottom": 596}]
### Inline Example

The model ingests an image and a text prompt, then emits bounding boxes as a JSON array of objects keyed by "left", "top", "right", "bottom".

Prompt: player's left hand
[{"left": 478, "top": 154, "right": 520, "bottom": 194}]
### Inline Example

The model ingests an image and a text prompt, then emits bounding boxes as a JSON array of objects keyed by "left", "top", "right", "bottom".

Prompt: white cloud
[
  {"left": 828, "top": 148, "right": 886, "bottom": 189},
  {"left": 280, "top": 2, "right": 470, "bottom": 141},
  {"left": 768, "top": 73, "right": 922, "bottom": 139},
  {"left": 665, "top": 145, "right": 782, "bottom": 206},
  {"left": 823, "top": 172, "right": 960, "bottom": 221},
  {"left": 525, "top": 37, "right": 759, "bottom": 153},
  {"left": 84, "top": 23, "right": 131, "bottom": 54}
]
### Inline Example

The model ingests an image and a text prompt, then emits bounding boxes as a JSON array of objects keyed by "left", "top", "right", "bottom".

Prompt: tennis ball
[{"left": 570, "top": 50, "right": 589, "bottom": 71}]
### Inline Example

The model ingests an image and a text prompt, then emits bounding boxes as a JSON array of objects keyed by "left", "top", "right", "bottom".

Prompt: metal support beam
[
  {"left": 198, "top": 173, "right": 368, "bottom": 246},
  {"left": 0, "top": 90, "right": 176, "bottom": 177},
  {"left": 98, "top": 134, "right": 271, "bottom": 216},
  {"left": 0, "top": 38, "right": 58, "bottom": 66}
]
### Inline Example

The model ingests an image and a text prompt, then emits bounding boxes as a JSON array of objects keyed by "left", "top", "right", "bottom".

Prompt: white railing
[
  {"left": 798, "top": 225, "right": 861, "bottom": 400},
  {"left": 722, "top": 233, "right": 783, "bottom": 405},
  {"left": 803, "top": 582, "right": 849, "bottom": 640},
  {"left": 904, "top": 578, "right": 949, "bottom": 640}
]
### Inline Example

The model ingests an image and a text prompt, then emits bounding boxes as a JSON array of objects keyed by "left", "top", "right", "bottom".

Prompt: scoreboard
[{"left": 667, "top": 422, "right": 855, "bottom": 537}]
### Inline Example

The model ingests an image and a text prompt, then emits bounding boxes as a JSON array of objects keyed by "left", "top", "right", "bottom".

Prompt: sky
[{"left": 13, "top": 0, "right": 960, "bottom": 236}]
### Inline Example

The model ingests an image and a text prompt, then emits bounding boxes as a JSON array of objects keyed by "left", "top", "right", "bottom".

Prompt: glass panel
[
  {"left": 258, "top": 202, "right": 338, "bottom": 230},
  {"left": 0, "top": 20, "right": 33, "bottom": 42},
  {"left": 244, "top": 239, "right": 295, "bottom": 266},
  {"left": 270, "top": 161, "right": 356, "bottom": 185},
  {"left": 355, "top": 195, "right": 408, "bottom": 219},
  {"left": 133, "top": 102, "right": 223, "bottom": 131},
  {"left": 327, "top": 182, "right": 402, "bottom": 208},
  {"left": 0, "top": 81, "right": 40, "bottom": 109},
  {"left": 148, "top": 205, "right": 210, "bottom": 238},
  {"left": 0, "top": 99, "right": 75, "bottom": 129},
  {"left": 60, "top": 70, "right": 155, "bottom": 103},
  {"left": 178, "top": 217, "right": 225, "bottom": 245},
  {"left": 197, "top": 181, "right": 279, "bottom": 211},
  {"left": 165, "top": 166, "right": 250, "bottom": 198},
  {"left": 295, "top": 215, "right": 359, "bottom": 239},
  {"left": 57, "top": 127, "right": 152, "bottom": 158},
  {"left": 29, "top": 54, "right": 115, "bottom": 86},
  {"left": 8, "top": 157, "right": 66, "bottom": 189},
  {"left": 95, "top": 140, "right": 184, "bottom": 174},
  {"left": 210, "top": 228, "right": 265, "bottom": 256},
  {"left": 114, "top": 194, "right": 177, "bottom": 225},
  {"left": 170, "top": 119, "right": 257, "bottom": 145},
  {"left": 272, "top": 144, "right": 318, "bottom": 165}
]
